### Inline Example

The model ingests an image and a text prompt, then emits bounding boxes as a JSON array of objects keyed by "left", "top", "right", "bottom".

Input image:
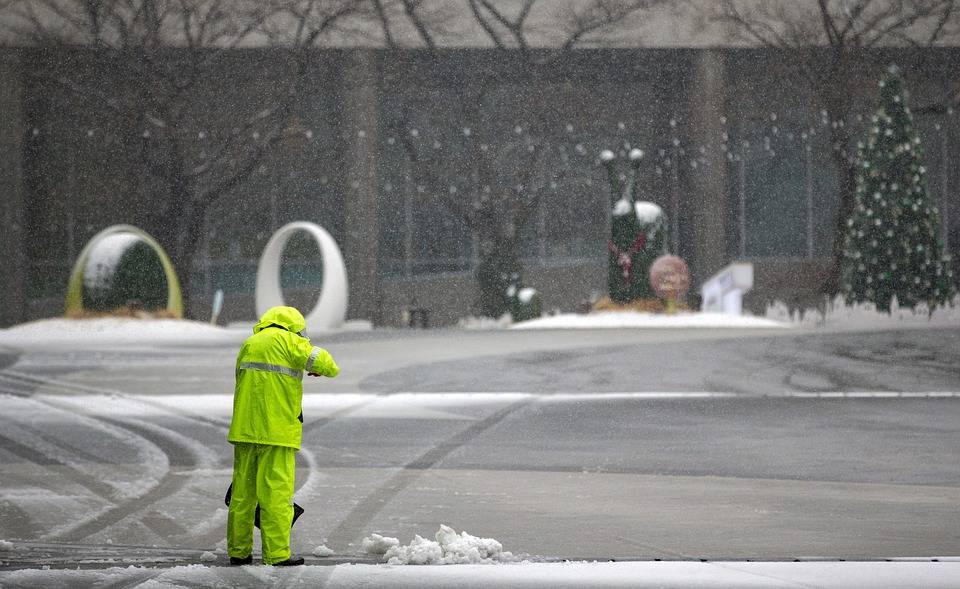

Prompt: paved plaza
[{"left": 0, "top": 325, "right": 959, "bottom": 584}]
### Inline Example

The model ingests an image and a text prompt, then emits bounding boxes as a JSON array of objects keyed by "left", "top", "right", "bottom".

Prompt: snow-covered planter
[
  {"left": 503, "top": 273, "right": 542, "bottom": 322},
  {"left": 601, "top": 149, "right": 669, "bottom": 304},
  {"left": 65, "top": 225, "right": 183, "bottom": 317}
]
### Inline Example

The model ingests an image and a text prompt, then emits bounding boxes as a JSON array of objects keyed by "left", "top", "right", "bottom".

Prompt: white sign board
[{"left": 700, "top": 263, "right": 753, "bottom": 315}]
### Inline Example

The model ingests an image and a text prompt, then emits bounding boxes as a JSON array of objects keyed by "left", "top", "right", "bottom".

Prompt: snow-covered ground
[
  {"left": 1, "top": 294, "right": 956, "bottom": 347},
  {"left": 1, "top": 559, "right": 958, "bottom": 588},
  {"left": 465, "top": 295, "right": 959, "bottom": 331},
  {"left": 0, "top": 306, "right": 957, "bottom": 589},
  {"left": 511, "top": 311, "right": 788, "bottom": 329},
  {"left": 0, "top": 317, "right": 245, "bottom": 348},
  {"left": 3, "top": 523, "right": 959, "bottom": 586},
  {"left": 765, "top": 295, "right": 960, "bottom": 329}
]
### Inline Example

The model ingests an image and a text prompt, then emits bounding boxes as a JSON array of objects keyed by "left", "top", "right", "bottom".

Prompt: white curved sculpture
[{"left": 256, "top": 221, "right": 348, "bottom": 332}]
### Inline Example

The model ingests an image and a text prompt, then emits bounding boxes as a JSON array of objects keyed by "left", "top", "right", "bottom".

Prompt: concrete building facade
[{"left": 2, "top": 16, "right": 959, "bottom": 326}]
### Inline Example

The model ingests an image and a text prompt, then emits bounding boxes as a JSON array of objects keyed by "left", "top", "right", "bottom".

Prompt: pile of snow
[
  {"left": 0, "top": 317, "right": 244, "bottom": 347},
  {"left": 765, "top": 295, "right": 960, "bottom": 329},
  {"left": 511, "top": 311, "right": 788, "bottom": 330},
  {"left": 370, "top": 525, "right": 514, "bottom": 565},
  {"left": 312, "top": 545, "right": 335, "bottom": 557},
  {"left": 0, "top": 540, "right": 13, "bottom": 550},
  {"left": 199, "top": 551, "right": 217, "bottom": 562},
  {"left": 363, "top": 534, "right": 400, "bottom": 556}
]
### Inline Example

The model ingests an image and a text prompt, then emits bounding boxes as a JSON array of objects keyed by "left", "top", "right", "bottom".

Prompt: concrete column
[
  {"left": 0, "top": 51, "right": 27, "bottom": 327},
  {"left": 685, "top": 49, "right": 729, "bottom": 287},
  {"left": 340, "top": 49, "right": 381, "bottom": 324}
]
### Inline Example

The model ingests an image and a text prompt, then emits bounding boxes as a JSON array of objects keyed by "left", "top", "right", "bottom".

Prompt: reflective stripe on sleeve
[
  {"left": 305, "top": 347, "right": 321, "bottom": 374},
  {"left": 238, "top": 361, "right": 304, "bottom": 380}
]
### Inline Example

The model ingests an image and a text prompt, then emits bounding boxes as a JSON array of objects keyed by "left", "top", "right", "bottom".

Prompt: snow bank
[
  {"left": 381, "top": 525, "right": 514, "bottom": 565},
  {"left": 0, "top": 540, "right": 13, "bottom": 550},
  {"left": 511, "top": 311, "right": 787, "bottom": 330},
  {"left": 469, "top": 295, "right": 957, "bottom": 332},
  {"left": 458, "top": 314, "right": 514, "bottom": 330},
  {"left": 313, "top": 545, "right": 335, "bottom": 557},
  {"left": 0, "top": 317, "right": 244, "bottom": 348},
  {"left": 765, "top": 295, "right": 960, "bottom": 329}
]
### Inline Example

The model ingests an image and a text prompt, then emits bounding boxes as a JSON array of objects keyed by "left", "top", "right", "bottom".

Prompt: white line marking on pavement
[
  {"left": 378, "top": 391, "right": 960, "bottom": 401},
  {"left": 540, "top": 391, "right": 960, "bottom": 401}
]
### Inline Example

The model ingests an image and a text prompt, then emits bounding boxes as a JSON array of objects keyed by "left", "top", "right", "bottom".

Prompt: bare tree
[
  {"left": 0, "top": 0, "right": 367, "bottom": 316},
  {"left": 709, "top": 0, "right": 959, "bottom": 295},
  {"left": 372, "top": 0, "right": 669, "bottom": 318}
]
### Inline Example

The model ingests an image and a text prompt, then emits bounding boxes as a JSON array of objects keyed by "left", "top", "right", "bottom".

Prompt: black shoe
[
  {"left": 229, "top": 555, "right": 253, "bottom": 566},
  {"left": 270, "top": 556, "right": 305, "bottom": 566}
]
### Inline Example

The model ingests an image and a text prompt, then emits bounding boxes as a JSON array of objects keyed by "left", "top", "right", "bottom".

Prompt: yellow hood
[{"left": 253, "top": 306, "right": 306, "bottom": 335}]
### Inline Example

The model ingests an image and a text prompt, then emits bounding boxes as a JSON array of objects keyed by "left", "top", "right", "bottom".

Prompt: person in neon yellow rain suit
[{"left": 227, "top": 306, "right": 339, "bottom": 566}]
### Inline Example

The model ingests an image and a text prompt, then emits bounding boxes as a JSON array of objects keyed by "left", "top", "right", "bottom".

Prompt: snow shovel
[{"left": 224, "top": 483, "right": 304, "bottom": 529}]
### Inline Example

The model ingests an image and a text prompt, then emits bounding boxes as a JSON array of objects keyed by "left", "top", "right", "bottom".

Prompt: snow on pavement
[
  {"left": 2, "top": 297, "right": 955, "bottom": 345},
  {"left": 0, "top": 317, "right": 244, "bottom": 348},
  {"left": 765, "top": 294, "right": 960, "bottom": 329},
  {"left": 1, "top": 560, "right": 958, "bottom": 588},
  {"left": 482, "top": 295, "right": 959, "bottom": 331},
  {"left": 511, "top": 311, "right": 788, "bottom": 330}
]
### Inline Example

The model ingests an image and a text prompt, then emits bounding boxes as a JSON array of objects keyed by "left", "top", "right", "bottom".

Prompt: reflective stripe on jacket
[{"left": 227, "top": 306, "right": 339, "bottom": 449}]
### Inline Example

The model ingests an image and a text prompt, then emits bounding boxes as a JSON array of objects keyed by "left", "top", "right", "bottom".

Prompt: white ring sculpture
[{"left": 256, "top": 221, "right": 348, "bottom": 332}]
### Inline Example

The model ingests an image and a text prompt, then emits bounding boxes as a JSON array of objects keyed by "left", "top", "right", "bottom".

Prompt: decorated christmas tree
[
  {"left": 841, "top": 65, "right": 956, "bottom": 313},
  {"left": 602, "top": 149, "right": 668, "bottom": 303}
]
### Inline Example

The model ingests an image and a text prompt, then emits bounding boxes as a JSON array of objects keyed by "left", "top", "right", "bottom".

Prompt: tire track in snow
[
  {"left": 0, "top": 389, "right": 170, "bottom": 541},
  {"left": 0, "top": 497, "right": 41, "bottom": 539},
  {"left": 0, "top": 428, "right": 119, "bottom": 502},
  {"left": 52, "top": 417, "right": 202, "bottom": 543},
  {"left": 0, "top": 371, "right": 209, "bottom": 544},
  {"left": 323, "top": 395, "right": 535, "bottom": 550},
  {"left": 188, "top": 398, "right": 379, "bottom": 551},
  {"left": 0, "top": 369, "right": 385, "bottom": 550},
  {"left": 0, "top": 369, "right": 127, "bottom": 397}
]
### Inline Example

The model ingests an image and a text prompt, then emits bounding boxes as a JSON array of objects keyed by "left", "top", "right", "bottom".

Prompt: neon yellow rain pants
[{"left": 227, "top": 442, "right": 296, "bottom": 564}]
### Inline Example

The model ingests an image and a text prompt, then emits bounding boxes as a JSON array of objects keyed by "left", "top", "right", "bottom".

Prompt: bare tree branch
[
  {"left": 0, "top": 0, "right": 367, "bottom": 316},
  {"left": 370, "top": 0, "right": 395, "bottom": 45},
  {"left": 398, "top": 0, "right": 436, "bottom": 48},
  {"left": 467, "top": 0, "right": 507, "bottom": 49}
]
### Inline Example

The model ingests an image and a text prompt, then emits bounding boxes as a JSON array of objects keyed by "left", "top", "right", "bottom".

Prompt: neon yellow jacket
[{"left": 228, "top": 306, "right": 339, "bottom": 450}]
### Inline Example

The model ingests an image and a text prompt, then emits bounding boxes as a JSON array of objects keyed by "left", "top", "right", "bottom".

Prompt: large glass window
[{"left": 733, "top": 118, "right": 839, "bottom": 259}]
